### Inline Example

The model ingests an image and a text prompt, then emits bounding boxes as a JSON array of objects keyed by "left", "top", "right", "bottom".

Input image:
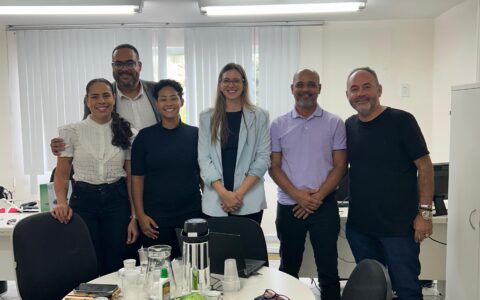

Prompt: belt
[{"left": 74, "top": 178, "right": 125, "bottom": 192}]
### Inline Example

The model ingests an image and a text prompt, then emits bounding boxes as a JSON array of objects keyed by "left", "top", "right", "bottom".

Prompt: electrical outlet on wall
[{"left": 401, "top": 84, "right": 410, "bottom": 98}]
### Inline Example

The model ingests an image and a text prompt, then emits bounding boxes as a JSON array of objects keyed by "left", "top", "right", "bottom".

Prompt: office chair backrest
[
  {"left": 207, "top": 216, "right": 269, "bottom": 266},
  {"left": 50, "top": 167, "right": 75, "bottom": 183},
  {"left": 341, "top": 259, "right": 392, "bottom": 300},
  {"left": 13, "top": 212, "right": 98, "bottom": 300}
]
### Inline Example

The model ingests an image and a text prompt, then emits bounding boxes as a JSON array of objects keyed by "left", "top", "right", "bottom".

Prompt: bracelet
[
  {"left": 419, "top": 204, "right": 433, "bottom": 211},
  {"left": 130, "top": 215, "right": 136, "bottom": 220},
  {"left": 419, "top": 207, "right": 433, "bottom": 212}
]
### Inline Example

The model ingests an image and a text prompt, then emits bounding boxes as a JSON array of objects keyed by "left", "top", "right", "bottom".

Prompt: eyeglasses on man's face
[
  {"left": 220, "top": 78, "right": 244, "bottom": 86},
  {"left": 263, "top": 289, "right": 291, "bottom": 300},
  {"left": 111, "top": 60, "right": 138, "bottom": 69}
]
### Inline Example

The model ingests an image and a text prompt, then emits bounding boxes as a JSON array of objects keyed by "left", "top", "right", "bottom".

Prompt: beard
[
  {"left": 295, "top": 93, "right": 317, "bottom": 109},
  {"left": 350, "top": 96, "right": 379, "bottom": 117},
  {"left": 113, "top": 70, "right": 140, "bottom": 90}
]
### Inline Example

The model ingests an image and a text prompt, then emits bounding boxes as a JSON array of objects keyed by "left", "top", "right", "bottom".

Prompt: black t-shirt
[
  {"left": 131, "top": 122, "right": 202, "bottom": 226},
  {"left": 345, "top": 107, "right": 429, "bottom": 237},
  {"left": 221, "top": 111, "right": 242, "bottom": 191}
]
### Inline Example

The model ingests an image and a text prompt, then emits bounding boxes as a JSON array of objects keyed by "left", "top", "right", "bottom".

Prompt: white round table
[{"left": 90, "top": 266, "right": 316, "bottom": 300}]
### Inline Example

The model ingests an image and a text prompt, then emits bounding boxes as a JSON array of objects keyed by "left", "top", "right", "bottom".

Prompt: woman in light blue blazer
[{"left": 198, "top": 63, "right": 271, "bottom": 224}]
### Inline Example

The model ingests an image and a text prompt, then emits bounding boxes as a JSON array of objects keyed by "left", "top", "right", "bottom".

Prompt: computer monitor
[{"left": 433, "top": 162, "right": 449, "bottom": 216}]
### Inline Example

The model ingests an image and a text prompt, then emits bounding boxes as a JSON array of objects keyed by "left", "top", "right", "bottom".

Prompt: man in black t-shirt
[{"left": 344, "top": 67, "right": 434, "bottom": 300}]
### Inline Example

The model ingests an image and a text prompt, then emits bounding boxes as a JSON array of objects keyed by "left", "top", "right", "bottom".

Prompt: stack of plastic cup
[
  {"left": 222, "top": 259, "right": 241, "bottom": 292},
  {"left": 138, "top": 247, "right": 149, "bottom": 275}
]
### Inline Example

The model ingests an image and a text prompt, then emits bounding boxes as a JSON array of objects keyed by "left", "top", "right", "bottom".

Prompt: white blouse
[{"left": 59, "top": 116, "right": 133, "bottom": 184}]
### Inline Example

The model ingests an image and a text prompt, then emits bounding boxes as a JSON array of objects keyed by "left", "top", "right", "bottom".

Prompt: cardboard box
[{"left": 39, "top": 182, "right": 71, "bottom": 212}]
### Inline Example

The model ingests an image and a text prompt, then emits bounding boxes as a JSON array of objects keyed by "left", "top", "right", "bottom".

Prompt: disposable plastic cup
[
  {"left": 222, "top": 259, "right": 240, "bottom": 292},
  {"left": 223, "top": 259, "right": 238, "bottom": 281},
  {"left": 171, "top": 258, "right": 184, "bottom": 296},
  {"left": 138, "top": 247, "right": 149, "bottom": 274},
  {"left": 222, "top": 279, "right": 241, "bottom": 292},
  {"left": 123, "top": 258, "right": 136, "bottom": 270}
]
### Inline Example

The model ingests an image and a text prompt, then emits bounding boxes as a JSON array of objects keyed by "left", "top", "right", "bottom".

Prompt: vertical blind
[
  {"left": 184, "top": 27, "right": 255, "bottom": 126},
  {"left": 14, "top": 28, "right": 167, "bottom": 179}
]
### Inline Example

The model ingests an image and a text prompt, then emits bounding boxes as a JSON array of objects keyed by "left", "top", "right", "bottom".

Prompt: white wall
[
  {"left": 300, "top": 20, "right": 434, "bottom": 147},
  {"left": 432, "top": 0, "right": 479, "bottom": 162}
]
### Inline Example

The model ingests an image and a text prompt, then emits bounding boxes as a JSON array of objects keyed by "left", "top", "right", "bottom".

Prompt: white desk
[
  {"left": 91, "top": 267, "right": 316, "bottom": 300},
  {"left": 0, "top": 212, "right": 37, "bottom": 280},
  {"left": 299, "top": 208, "right": 448, "bottom": 280}
]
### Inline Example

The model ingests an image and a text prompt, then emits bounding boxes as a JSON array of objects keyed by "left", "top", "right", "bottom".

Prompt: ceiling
[{"left": 0, "top": 0, "right": 466, "bottom": 27}]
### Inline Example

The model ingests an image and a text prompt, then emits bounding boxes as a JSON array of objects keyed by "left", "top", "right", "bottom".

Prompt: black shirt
[
  {"left": 221, "top": 111, "right": 243, "bottom": 191},
  {"left": 346, "top": 107, "right": 429, "bottom": 237},
  {"left": 131, "top": 122, "right": 202, "bottom": 226}
]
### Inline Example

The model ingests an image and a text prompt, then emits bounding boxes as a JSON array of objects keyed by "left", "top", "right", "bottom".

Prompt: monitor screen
[{"left": 433, "top": 162, "right": 449, "bottom": 200}]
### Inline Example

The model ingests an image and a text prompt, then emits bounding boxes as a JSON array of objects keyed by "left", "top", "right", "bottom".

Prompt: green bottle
[{"left": 160, "top": 267, "right": 170, "bottom": 300}]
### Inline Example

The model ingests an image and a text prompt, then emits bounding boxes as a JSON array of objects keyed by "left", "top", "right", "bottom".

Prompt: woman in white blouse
[{"left": 52, "top": 78, "right": 139, "bottom": 276}]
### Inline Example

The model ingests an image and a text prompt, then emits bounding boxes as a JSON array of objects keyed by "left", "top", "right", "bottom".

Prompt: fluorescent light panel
[
  {"left": 0, "top": 0, "right": 142, "bottom": 15},
  {"left": 0, "top": 5, "right": 138, "bottom": 14},
  {"left": 200, "top": 1, "right": 366, "bottom": 16}
]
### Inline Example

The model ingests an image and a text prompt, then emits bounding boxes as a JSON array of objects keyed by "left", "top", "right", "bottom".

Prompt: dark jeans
[
  {"left": 70, "top": 179, "right": 130, "bottom": 276},
  {"left": 346, "top": 227, "right": 422, "bottom": 300},
  {"left": 276, "top": 195, "right": 340, "bottom": 300}
]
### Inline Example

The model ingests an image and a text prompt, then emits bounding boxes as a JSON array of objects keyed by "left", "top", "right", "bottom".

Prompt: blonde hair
[{"left": 210, "top": 63, "right": 255, "bottom": 145}]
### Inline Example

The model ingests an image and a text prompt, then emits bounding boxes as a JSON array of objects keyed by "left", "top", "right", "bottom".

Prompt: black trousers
[
  {"left": 276, "top": 194, "right": 340, "bottom": 300},
  {"left": 70, "top": 178, "right": 130, "bottom": 276}
]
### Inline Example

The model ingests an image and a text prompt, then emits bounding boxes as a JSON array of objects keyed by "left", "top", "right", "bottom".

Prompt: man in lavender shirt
[{"left": 269, "top": 69, "right": 347, "bottom": 300}]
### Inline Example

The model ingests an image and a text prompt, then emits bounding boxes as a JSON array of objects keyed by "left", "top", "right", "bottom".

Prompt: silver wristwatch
[
  {"left": 418, "top": 204, "right": 433, "bottom": 221},
  {"left": 419, "top": 208, "right": 433, "bottom": 221}
]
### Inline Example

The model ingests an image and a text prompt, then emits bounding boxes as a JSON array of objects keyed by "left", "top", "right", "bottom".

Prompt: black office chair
[
  {"left": 12, "top": 212, "right": 98, "bottom": 300},
  {"left": 341, "top": 259, "right": 392, "bottom": 300},
  {"left": 0, "top": 281, "right": 6, "bottom": 295},
  {"left": 49, "top": 167, "right": 75, "bottom": 183},
  {"left": 207, "top": 216, "right": 269, "bottom": 266}
]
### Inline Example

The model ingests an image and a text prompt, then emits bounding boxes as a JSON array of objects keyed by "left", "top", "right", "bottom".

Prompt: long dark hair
[{"left": 85, "top": 78, "right": 133, "bottom": 150}]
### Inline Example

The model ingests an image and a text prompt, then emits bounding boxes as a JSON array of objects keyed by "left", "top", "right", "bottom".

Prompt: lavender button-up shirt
[{"left": 270, "top": 105, "right": 347, "bottom": 205}]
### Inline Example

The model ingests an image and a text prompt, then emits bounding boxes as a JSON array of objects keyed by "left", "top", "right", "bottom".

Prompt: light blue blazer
[{"left": 198, "top": 107, "right": 271, "bottom": 216}]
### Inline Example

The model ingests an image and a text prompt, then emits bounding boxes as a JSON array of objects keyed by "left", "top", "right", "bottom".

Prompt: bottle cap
[{"left": 161, "top": 267, "right": 168, "bottom": 278}]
